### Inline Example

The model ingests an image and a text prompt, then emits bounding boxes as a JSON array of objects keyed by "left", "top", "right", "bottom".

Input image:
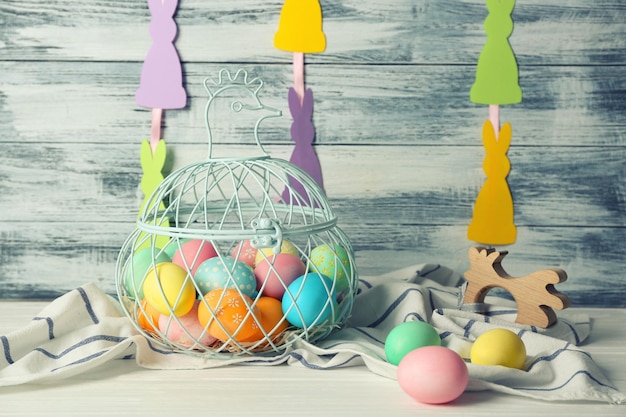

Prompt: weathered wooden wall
[{"left": 1, "top": 0, "right": 624, "bottom": 306}]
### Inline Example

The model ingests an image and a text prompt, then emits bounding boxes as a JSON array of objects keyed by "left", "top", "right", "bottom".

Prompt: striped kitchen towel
[{"left": 0, "top": 264, "right": 624, "bottom": 404}]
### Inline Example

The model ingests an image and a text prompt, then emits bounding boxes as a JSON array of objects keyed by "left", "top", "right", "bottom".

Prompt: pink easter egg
[
  {"left": 158, "top": 301, "right": 216, "bottom": 348},
  {"left": 254, "top": 253, "right": 306, "bottom": 299},
  {"left": 231, "top": 240, "right": 258, "bottom": 268},
  {"left": 397, "top": 346, "right": 468, "bottom": 404},
  {"left": 172, "top": 239, "right": 218, "bottom": 276}
]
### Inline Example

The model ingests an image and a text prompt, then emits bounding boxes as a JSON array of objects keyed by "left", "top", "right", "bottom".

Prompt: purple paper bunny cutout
[
  {"left": 136, "top": 0, "right": 187, "bottom": 109},
  {"left": 282, "top": 87, "right": 325, "bottom": 205}
]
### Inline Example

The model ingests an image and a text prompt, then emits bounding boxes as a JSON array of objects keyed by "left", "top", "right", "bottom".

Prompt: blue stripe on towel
[
  {"left": 417, "top": 264, "right": 441, "bottom": 277},
  {"left": 563, "top": 321, "right": 581, "bottom": 345},
  {"left": 34, "top": 335, "right": 127, "bottom": 360},
  {"left": 403, "top": 312, "right": 426, "bottom": 322},
  {"left": 245, "top": 351, "right": 291, "bottom": 366},
  {"left": 439, "top": 331, "right": 453, "bottom": 340},
  {"left": 289, "top": 351, "right": 360, "bottom": 369},
  {"left": 359, "top": 279, "right": 373, "bottom": 289},
  {"left": 145, "top": 338, "right": 182, "bottom": 355},
  {"left": 515, "top": 369, "right": 619, "bottom": 393},
  {"left": 77, "top": 287, "right": 99, "bottom": 325},
  {"left": 485, "top": 309, "right": 518, "bottom": 317},
  {"left": 525, "top": 345, "right": 593, "bottom": 372},
  {"left": 352, "top": 327, "right": 385, "bottom": 345},
  {"left": 51, "top": 350, "right": 110, "bottom": 373},
  {"left": 367, "top": 288, "right": 425, "bottom": 328},
  {"left": 463, "top": 320, "right": 476, "bottom": 338},
  {"left": 1, "top": 335, "right": 14, "bottom": 365},
  {"left": 33, "top": 317, "right": 55, "bottom": 340}
]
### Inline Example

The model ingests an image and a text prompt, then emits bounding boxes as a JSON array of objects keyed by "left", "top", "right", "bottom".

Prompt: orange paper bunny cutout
[{"left": 468, "top": 121, "right": 517, "bottom": 245}]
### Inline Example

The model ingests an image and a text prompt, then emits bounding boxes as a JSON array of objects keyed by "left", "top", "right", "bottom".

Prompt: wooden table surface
[{"left": 0, "top": 303, "right": 624, "bottom": 416}]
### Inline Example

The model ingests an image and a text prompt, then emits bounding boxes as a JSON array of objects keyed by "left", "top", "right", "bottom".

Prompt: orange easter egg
[
  {"left": 198, "top": 289, "right": 263, "bottom": 342},
  {"left": 244, "top": 296, "right": 289, "bottom": 342},
  {"left": 137, "top": 299, "right": 161, "bottom": 333}
]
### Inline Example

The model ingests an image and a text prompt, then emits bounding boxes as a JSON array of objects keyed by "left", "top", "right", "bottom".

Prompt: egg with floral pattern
[
  {"left": 309, "top": 244, "right": 351, "bottom": 293},
  {"left": 198, "top": 289, "right": 263, "bottom": 342},
  {"left": 231, "top": 240, "right": 258, "bottom": 268}
]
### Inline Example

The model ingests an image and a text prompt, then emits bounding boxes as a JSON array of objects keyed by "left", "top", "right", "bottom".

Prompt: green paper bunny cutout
[
  {"left": 470, "top": 0, "right": 522, "bottom": 105},
  {"left": 137, "top": 139, "right": 170, "bottom": 251}
]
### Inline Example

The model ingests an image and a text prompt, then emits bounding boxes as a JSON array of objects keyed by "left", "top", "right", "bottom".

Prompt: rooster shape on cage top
[{"left": 136, "top": 68, "right": 339, "bottom": 254}]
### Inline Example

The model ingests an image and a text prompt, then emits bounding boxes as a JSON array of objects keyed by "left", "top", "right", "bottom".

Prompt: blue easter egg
[
  {"left": 193, "top": 257, "right": 256, "bottom": 297},
  {"left": 282, "top": 273, "right": 336, "bottom": 328}
]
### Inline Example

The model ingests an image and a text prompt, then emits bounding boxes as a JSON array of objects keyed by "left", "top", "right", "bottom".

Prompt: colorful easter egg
[
  {"left": 172, "top": 239, "right": 218, "bottom": 276},
  {"left": 244, "top": 297, "right": 289, "bottom": 342},
  {"left": 309, "top": 244, "right": 351, "bottom": 293},
  {"left": 398, "top": 346, "right": 469, "bottom": 404},
  {"left": 385, "top": 321, "right": 441, "bottom": 366},
  {"left": 198, "top": 289, "right": 263, "bottom": 342},
  {"left": 254, "top": 253, "right": 306, "bottom": 299},
  {"left": 163, "top": 238, "right": 190, "bottom": 259},
  {"left": 231, "top": 240, "right": 258, "bottom": 268},
  {"left": 254, "top": 239, "right": 299, "bottom": 266},
  {"left": 470, "top": 328, "right": 527, "bottom": 369},
  {"left": 124, "top": 247, "right": 171, "bottom": 299},
  {"left": 194, "top": 257, "right": 256, "bottom": 297},
  {"left": 282, "top": 273, "right": 336, "bottom": 328},
  {"left": 137, "top": 298, "right": 161, "bottom": 333},
  {"left": 142, "top": 262, "right": 196, "bottom": 316},
  {"left": 158, "top": 300, "right": 216, "bottom": 348}
]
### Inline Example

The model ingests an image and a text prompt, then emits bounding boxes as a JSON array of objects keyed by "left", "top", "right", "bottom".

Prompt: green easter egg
[
  {"left": 385, "top": 321, "right": 441, "bottom": 366},
  {"left": 124, "top": 248, "right": 171, "bottom": 299},
  {"left": 309, "top": 244, "right": 351, "bottom": 293}
]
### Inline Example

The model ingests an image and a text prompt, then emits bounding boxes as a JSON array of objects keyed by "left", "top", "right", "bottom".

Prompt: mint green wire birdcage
[{"left": 114, "top": 69, "right": 358, "bottom": 357}]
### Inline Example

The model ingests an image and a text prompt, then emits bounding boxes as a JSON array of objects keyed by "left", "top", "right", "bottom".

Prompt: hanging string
[
  {"left": 489, "top": 104, "right": 500, "bottom": 138},
  {"left": 150, "top": 108, "right": 163, "bottom": 154},
  {"left": 292, "top": 52, "right": 305, "bottom": 105}
]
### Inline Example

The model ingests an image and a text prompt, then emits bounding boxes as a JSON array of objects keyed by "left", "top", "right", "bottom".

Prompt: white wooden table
[{"left": 0, "top": 303, "right": 624, "bottom": 416}]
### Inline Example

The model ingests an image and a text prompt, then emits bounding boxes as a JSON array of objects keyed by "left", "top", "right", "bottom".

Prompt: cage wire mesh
[{"left": 115, "top": 69, "right": 358, "bottom": 357}]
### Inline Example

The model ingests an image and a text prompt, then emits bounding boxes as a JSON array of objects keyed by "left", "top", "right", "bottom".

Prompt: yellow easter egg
[
  {"left": 470, "top": 328, "right": 527, "bottom": 370},
  {"left": 142, "top": 262, "right": 196, "bottom": 316},
  {"left": 254, "top": 239, "right": 299, "bottom": 266}
]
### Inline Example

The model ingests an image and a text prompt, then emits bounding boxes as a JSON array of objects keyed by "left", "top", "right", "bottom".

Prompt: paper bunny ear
[
  {"left": 482, "top": 121, "right": 512, "bottom": 152},
  {"left": 140, "top": 139, "right": 167, "bottom": 171},
  {"left": 481, "top": 120, "right": 497, "bottom": 150},
  {"left": 287, "top": 87, "right": 300, "bottom": 112},
  {"left": 497, "top": 122, "right": 513, "bottom": 151},
  {"left": 148, "top": 0, "right": 179, "bottom": 16},
  {"left": 486, "top": 0, "right": 515, "bottom": 14},
  {"left": 301, "top": 88, "right": 314, "bottom": 114},
  {"left": 288, "top": 88, "right": 314, "bottom": 115}
]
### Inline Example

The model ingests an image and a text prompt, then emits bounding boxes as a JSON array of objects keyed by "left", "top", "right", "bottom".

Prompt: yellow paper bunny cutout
[
  {"left": 468, "top": 121, "right": 517, "bottom": 245},
  {"left": 274, "top": 0, "right": 326, "bottom": 53}
]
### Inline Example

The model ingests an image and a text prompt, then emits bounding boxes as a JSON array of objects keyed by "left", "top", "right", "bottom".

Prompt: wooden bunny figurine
[
  {"left": 464, "top": 246, "right": 571, "bottom": 328},
  {"left": 468, "top": 120, "right": 516, "bottom": 245}
]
